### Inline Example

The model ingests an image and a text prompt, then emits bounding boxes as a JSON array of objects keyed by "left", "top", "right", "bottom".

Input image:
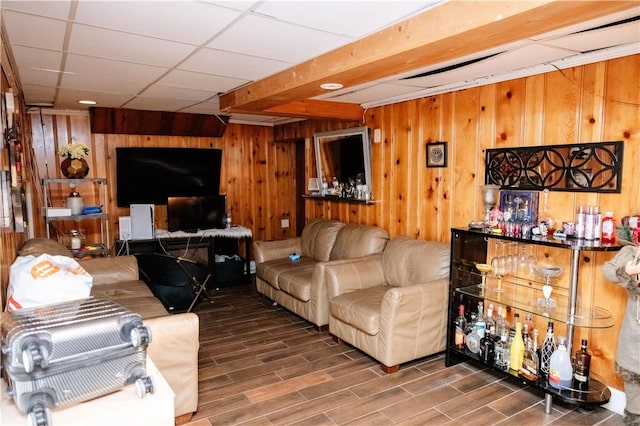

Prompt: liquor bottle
[
  {"left": 454, "top": 304, "right": 467, "bottom": 349},
  {"left": 509, "top": 313, "right": 525, "bottom": 372},
  {"left": 573, "top": 339, "right": 592, "bottom": 391},
  {"left": 540, "top": 321, "right": 556, "bottom": 377},
  {"left": 523, "top": 312, "right": 534, "bottom": 337},
  {"left": 533, "top": 329, "right": 542, "bottom": 376},
  {"left": 494, "top": 328, "right": 510, "bottom": 371},
  {"left": 481, "top": 326, "right": 496, "bottom": 364},
  {"left": 548, "top": 336, "right": 573, "bottom": 390},
  {"left": 495, "top": 306, "right": 509, "bottom": 339},
  {"left": 475, "top": 301, "right": 486, "bottom": 339},
  {"left": 485, "top": 303, "right": 495, "bottom": 335},
  {"left": 519, "top": 330, "right": 539, "bottom": 381},
  {"left": 575, "top": 205, "right": 586, "bottom": 239}
]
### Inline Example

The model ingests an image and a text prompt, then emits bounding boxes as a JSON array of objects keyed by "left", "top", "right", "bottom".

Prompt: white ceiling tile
[
  {"left": 67, "top": 24, "right": 195, "bottom": 67},
  {"left": 140, "top": 85, "right": 217, "bottom": 102},
  {"left": 179, "top": 48, "right": 292, "bottom": 80},
  {"left": 540, "top": 21, "right": 640, "bottom": 53},
  {"left": 53, "top": 88, "right": 135, "bottom": 110},
  {"left": 157, "top": 69, "right": 249, "bottom": 93},
  {"left": 322, "top": 83, "right": 427, "bottom": 104},
  {"left": 203, "top": 1, "right": 260, "bottom": 13},
  {"left": 254, "top": 1, "right": 439, "bottom": 38},
  {"left": 74, "top": 1, "right": 241, "bottom": 45},
  {"left": 180, "top": 99, "right": 222, "bottom": 115},
  {"left": 21, "top": 85, "right": 57, "bottom": 105},
  {"left": 123, "top": 97, "right": 200, "bottom": 112},
  {"left": 11, "top": 46, "right": 63, "bottom": 87},
  {"left": 2, "top": 11, "right": 67, "bottom": 51},
  {"left": 208, "top": 13, "right": 351, "bottom": 63},
  {"left": 0, "top": 1, "right": 71, "bottom": 20},
  {"left": 64, "top": 54, "right": 168, "bottom": 88}
]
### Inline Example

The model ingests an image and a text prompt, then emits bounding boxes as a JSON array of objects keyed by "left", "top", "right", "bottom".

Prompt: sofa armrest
[
  {"left": 324, "top": 255, "right": 385, "bottom": 299},
  {"left": 378, "top": 278, "right": 449, "bottom": 357},
  {"left": 144, "top": 313, "right": 199, "bottom": 418},
  {"left": 254, "top": 238, "right": 302, "bottom": 264},
  {"left": 80, "top": 256, "right": 139, "bottom": 286}
]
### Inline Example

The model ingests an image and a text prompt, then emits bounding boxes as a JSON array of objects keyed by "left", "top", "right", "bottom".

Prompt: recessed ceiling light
[
  {"left": 320, "top": 83, "right": 343, "bottom": 90},
  {"left": 78, "top": 100, "right": 97, "bottom": 105}
]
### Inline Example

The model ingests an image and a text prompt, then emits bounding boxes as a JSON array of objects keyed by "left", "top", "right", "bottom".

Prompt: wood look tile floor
[{"left": 184, "top": 282, "right": 625, "bottom": 426}]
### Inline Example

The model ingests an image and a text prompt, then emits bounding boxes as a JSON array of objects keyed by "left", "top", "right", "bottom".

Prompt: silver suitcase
[{"left": 1, "top": 297, "right": 153, "bottom": 425}]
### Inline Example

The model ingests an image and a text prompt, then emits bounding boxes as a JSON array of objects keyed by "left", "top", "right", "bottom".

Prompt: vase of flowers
[{"left": 59, "top": 142, "right": 90, "bottom": 178}]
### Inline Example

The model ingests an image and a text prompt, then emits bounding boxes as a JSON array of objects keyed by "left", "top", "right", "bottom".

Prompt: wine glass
[
  {"left": 476, "top": 263, "right": 492, "bottom": 289},
  {"left": 491, "top": 255, "right": 507, "bottom": 292},
  {"left": 534, "top": 264, "right": 564, "bottom": 312}
]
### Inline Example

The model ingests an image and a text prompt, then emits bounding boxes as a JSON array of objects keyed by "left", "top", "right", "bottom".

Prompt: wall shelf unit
[
  {"left": 42, "top": 178, "right": 110, "bottom": 257},
  {"left": 446, "top": 227, "right": 622, "bottom": 413}
]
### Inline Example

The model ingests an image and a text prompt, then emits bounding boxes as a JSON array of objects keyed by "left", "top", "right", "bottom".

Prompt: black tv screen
[
  {"left": 167, "top": 195, "right": 226, "bottom": 232},
  {"left": 116, "top": 147, "right": 222, "bottom": 207}
]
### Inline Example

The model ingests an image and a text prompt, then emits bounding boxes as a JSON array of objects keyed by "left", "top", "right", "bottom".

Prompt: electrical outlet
[{"left": 281, "top": 219, "right": 290, "bottom": 228}]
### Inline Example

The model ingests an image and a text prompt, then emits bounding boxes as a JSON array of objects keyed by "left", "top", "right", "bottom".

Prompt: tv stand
[{"left": 114, "top": 226, "right": 252, "bottom": 285}]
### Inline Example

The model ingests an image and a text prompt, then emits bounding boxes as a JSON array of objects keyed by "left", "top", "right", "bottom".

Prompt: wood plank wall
[{"left": 7, "top": 54, "right": 639, "bottom": 392}]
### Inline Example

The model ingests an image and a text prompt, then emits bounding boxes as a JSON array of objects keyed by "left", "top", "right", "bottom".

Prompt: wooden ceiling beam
[
  {"left": 264, "top": 100, "right": 363, "bottom": 121},
  {"left": 220, "top": 0, "right": 633, "bottom": 119}
]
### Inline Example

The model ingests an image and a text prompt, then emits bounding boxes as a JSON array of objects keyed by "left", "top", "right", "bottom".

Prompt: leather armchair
[{"left": 325, "top": 236, "right": 450, "bottom": 373}]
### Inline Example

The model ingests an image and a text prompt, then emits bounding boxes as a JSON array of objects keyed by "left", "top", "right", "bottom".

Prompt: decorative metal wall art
[{"left": 485, "top": 141, "right": 623, "bottom": 193}]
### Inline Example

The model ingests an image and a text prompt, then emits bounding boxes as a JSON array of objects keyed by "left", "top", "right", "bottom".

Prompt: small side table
[{"left": 1, "top": 357, "right": 174, "bottom": 426}]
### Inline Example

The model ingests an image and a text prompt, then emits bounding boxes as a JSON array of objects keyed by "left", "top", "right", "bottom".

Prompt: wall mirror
[
  {"left": 485, "top": 141, "right": 623, "bottom": 193},
  {"left": 313, "top": 126, "right": 372, "bottom": 199}
]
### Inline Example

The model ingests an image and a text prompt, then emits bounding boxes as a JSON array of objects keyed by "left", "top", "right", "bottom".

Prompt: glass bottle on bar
[
  {"left": 520, "top": 329, "right": 539, "bottom": 382},
  {"left": 481, "top": 326, "right": 496, "bottom": 365},
  {"left": 475, "top": 301, "right": 486, "bottom": 339},
  {"left": 454, "top": 304, "right": 467, "bottom": 350},
  {"left": 509, "top": 313, "right": 525, "bottom": 372},
  {"left": 573, "top": 339, "right": 592, "bottom": 391},
  {"left": 494, "top": 326, "right": 510, "bottom": 371},
  {"left": 540, "top": 321, "right": 556, "bottom": 377}
]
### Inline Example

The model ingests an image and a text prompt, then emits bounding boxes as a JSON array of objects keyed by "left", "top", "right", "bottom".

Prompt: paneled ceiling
[{"left": 1, "top": 1, "right": 639, "bottom": 126}]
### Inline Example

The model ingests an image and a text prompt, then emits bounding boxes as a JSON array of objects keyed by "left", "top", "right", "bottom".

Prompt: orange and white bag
[{"left": 6, "top": 254, "right": 93, "bottom": 311}]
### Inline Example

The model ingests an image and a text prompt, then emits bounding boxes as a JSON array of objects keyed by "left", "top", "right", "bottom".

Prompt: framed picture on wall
[{"left": 426, "top": 141, "right": 447, "bottom": 168}]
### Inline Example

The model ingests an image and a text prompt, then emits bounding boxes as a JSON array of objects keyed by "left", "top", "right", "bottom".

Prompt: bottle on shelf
[
  {"left": 601, "top": 212, "right": 616, "bottom": 244},
  {"left": 523, "top": 312, "right": 534, "bottom": 338},
  {"left": 495, "top": 306, "right": 509, "bottom": 339},
  {"left": 533, "top": 329, "right": 542, "bottom": 377},
  {"left": 540, "top": 321, "right": 556, "bottom": 377},
  {"left": 454, "top": 304, "right": 467, "bottom": 350},
  {"left": 509, "top": 313, "right": 525, "bottom": 372},
  {"left": 519, "top": 328, "right": 539, "bottom": 381},
  {"left": 494, "top": 327, "right": 510, "bottom": 371},
  {"left": 573, "top": 339, "right": 592, "bottom": 391},
  {"left": 475, "top": 301, "right": 486, "bottom": 339},
  {"left": 575, "top": 205, "right": 586, "bottom": 239},
  {"left": 480, "top": 326, "right": 496, "bottom": 364},
  {"left": 485, "top": 303, "right": 495, "bottom": 335},
  {"left": 548, "top": 336, "right": 573, "bottom": 390}
]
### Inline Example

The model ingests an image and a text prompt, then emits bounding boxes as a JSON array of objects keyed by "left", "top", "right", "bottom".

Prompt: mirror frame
[
  {"left": 485, "top": 141, "right": 623, "bottom": 193},
  {"left": 313, "top": 126, "right": 372, "bottom": 196}
]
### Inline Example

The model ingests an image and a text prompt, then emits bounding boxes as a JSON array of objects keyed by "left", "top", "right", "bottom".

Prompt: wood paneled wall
[{"left": 14, "top": 54, "right": 640, "bottom": 392}]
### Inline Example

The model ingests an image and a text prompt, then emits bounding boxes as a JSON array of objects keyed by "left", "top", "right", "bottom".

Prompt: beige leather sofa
[
  {"left": 16, "top": 239, "right": 199, "bottom": 423},
  {"left": 254, "top": 219, "right": 389, "bottom": 329},
  {"left": 325, "top": 236, "right": 450, "bottom": 373}
]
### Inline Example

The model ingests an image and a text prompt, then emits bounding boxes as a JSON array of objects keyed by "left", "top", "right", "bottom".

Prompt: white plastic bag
[{"left": 6, "top": 254, "right": 93, "bottom": 311}]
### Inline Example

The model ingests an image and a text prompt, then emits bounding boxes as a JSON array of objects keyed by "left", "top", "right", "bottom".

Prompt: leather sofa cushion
[
  {"left": 91, "top": 280, "right": 168, "bottom": 319},
  {"left": 329, "top": 224, "right": 389, "bottom": 260},
  {"left": 330, "top": 285, "right": 388, "bottom": 335},
  {"left": 382, "top": 237, "right": 450, "bottom": 287},
  {"left": 276, "top": 259, "right": 318, "bottom": 301},
  {"left": 257, "top": 257, "right": 317, "bottom": 291},
  {"left": 300, "top": 219, "right": 344, "bottom": 261}
]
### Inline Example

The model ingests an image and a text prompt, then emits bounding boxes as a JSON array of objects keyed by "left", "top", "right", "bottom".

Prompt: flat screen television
[
  {"left": 116, "top": 147, "right": 222, "bottom": 207},
  {"left": 167, "top": 195, "right": 226, "bottom": 232}
]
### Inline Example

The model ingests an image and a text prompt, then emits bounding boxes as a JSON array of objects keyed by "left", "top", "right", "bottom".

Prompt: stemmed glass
[
  {"left": 490, "top": 241, "right": 508, "bottom": 292},
  {"left": 475, "top": 263, "right": 492, "bottom": 289},
  {"left": 534, "top": 264, "right": 564, "bottom": 312}
]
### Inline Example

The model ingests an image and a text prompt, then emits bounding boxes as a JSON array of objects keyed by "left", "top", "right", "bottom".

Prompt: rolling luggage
[{"left": 1, "top": 297, "right": 154, "bottom": 425}]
